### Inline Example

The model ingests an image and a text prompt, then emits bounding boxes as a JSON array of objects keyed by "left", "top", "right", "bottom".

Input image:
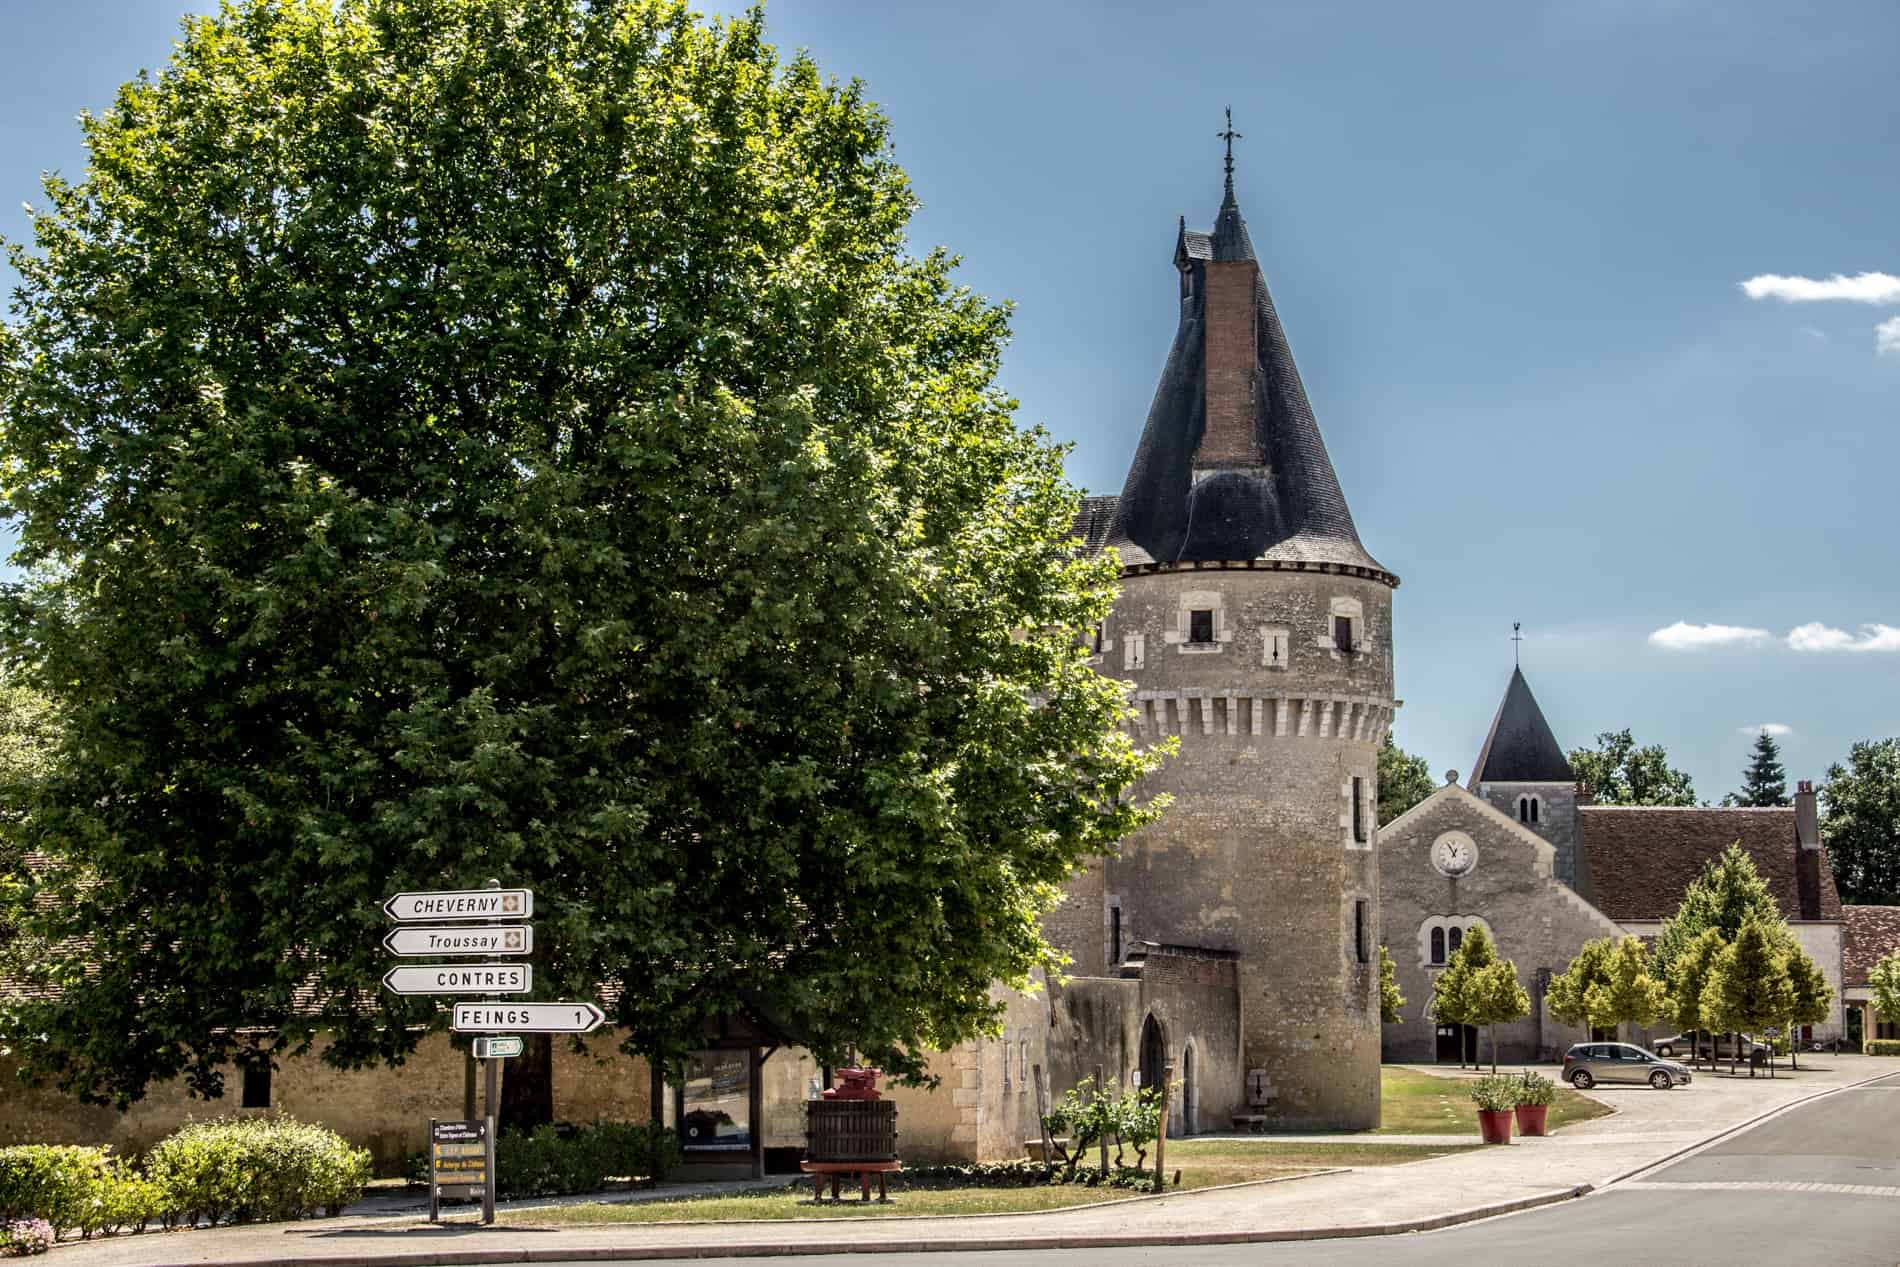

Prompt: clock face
[{"left": 1431, "top": 831, "right": 1477, "bottom": 877}]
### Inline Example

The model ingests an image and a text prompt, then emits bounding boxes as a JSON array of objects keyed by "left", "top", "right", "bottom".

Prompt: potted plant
[
  {"left": 1469, "top": 1075, "right": 1516, "bottom": 1144},
  {"left": 1513, "top": 1072, "right": 1556, "bottom": 1136}
]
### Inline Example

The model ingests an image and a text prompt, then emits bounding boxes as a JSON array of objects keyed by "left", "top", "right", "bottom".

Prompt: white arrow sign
[
  {"left": 383, "top": 964, "right": 532, "bottom": 995},
  {"left": 383, "top": 925, "right": 533, "bottom": 957},
  {"left": 453, "top": 1002, "right": 606, "bottom": 1034},
  {"left": 384, "top": 889, "right": 533, "bottom": 922}
]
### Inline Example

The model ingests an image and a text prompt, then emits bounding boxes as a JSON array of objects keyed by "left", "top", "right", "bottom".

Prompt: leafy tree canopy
[
  {"left": 1377, "top": 734, "right": 1436, "bottom": 826},
  {"left": 1546, "top": 937, "right": 1613, "bottom": 1031},
  {"left": 1871, "top": 950, "right": 1900, "bottom": 1033},
  {"left": 1568, "top": 728, "right": 1696, "bottom": 807},
  {"left": 1700, "top": 918, "right": 1794, "bottom": 1064},
  {"left": 0, "top": 0, "right": 1161, "bottom": 1107},
  {"left": 1820, "top": 738, "right": 1900, "bottom": 905},
  {"left": 1665, "top": 926, "right": 1728, "bottom": 1036},
  {"left": 1724, "top": 729, "right": 1789, "bottom": 807},
  {"left": 1653, "top": 842, "right": 1782, "bottom": 976},
  {"left": 1377, "top": 943, "right": 1405, "bottom": 1025}
]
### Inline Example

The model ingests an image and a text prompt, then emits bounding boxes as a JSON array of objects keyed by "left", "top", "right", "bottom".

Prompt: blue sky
[{"left": 2, "top": 0, "right": 1896, "bottom": 800}]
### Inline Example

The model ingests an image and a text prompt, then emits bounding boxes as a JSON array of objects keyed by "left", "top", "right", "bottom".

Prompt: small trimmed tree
[
  {"left": 1667, "top": 927, "right": 1729, "bottom": 1069},
  {"left": 1586, "top": 937, "right": 1669, "bottom": 1043},
  {"left": 1466, "top": 959, "right": 1532, "bottom": 1073},
  {"left": 1702, "top": 918, "right": 1796, "bottom": 1077},
  {"left": 1781, "top": 938, "right": 1833, "bottom": 1069},
  {"left": 1378, "top": 943, "right": 1406, "bottom": 1025},
  {"left": 1872, "top": 950, "right": 1900, "bottom": 1043},
  {"left": 1546, "top": 938, "right": 1615, "bottom": 1038},
  {"left": 1433, "top": 924, "right": 1501, "bottom": 1068}
]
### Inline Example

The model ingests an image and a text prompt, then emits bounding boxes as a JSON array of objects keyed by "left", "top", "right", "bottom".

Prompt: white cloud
[
  {"left": 1878, "top": 316, "right": 1900, "bottom": 357},
  {"left": 1738, "top": 723, "right": 1793, "bottom": 737},
  {"left": 1785, "top": 622, "right": 1900, "bottom": 653},
  {"left": 1740, "top": 272, "right": 1900, "bottom": 304},
  {"left": 1647, "top": 621, "right": 1771, "bottom": 651}
]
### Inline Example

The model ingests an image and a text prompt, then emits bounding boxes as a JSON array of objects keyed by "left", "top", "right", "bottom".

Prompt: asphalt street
[{"left": 537, "top": 1071, "right": 1900, "bottom": 1267}]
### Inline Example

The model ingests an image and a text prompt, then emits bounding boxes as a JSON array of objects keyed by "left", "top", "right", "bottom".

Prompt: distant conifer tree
[{"left": 1727, "top": 729, "right": 1789, "bottom": 807}]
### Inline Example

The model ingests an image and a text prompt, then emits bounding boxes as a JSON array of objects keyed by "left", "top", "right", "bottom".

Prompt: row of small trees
[
  {"left": 1546, "top": 844, "right": 1833, "bottom": 1074},
  {"left": 1430, "top": 925, "right": 1531, "bottom": 1072}
]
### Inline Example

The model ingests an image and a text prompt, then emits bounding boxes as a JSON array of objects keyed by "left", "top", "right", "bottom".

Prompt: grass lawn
[
  {"left": 499, "top": 1140, "right": 1473, "bottom": 1224},
  {"left": 1378, "top": 1065, "right": 1612, "bottom": 1135}
]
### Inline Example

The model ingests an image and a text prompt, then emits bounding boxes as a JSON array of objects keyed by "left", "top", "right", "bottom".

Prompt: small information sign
[
  {"left": 472, "top": 1036, "right": 525, "bottom": 1059},
  {"left": 429, "top": 1118, "right": 488, "bottom": 1212}
]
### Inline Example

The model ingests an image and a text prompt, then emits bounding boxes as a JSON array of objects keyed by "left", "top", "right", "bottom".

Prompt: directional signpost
[
  {"left": 384, "top": 925, "right": 532, "bottom": 957},
  {"left": 453, "top": 1001, "right": 606, "bottom": 1034},
  {"left": 382, "top": 963, "right": 531, "bottom": 995},
  {"left": 384, "top": 888, "right": 532, "bottom": 922}
]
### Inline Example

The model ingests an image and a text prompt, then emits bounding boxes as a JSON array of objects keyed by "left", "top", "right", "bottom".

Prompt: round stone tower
[{"left": 1072, "top": 152, "right": 1397, "bottom": 1130}]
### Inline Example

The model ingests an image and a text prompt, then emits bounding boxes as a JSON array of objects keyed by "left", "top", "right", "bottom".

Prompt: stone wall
[
  {"left": 0, "top": 1032, "right": 651, "bottom": 1175},
  {"left": 1475, "top": 780, "right": 1580, "bottom": 890}
]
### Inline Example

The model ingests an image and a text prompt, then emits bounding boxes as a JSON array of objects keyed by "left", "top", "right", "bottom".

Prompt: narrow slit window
[
  {"left": 1189, "top": 609, "right": 1214, "bottom": 644},
  {"left": 1447, "top": 926, "right": 1463, "bottom": 956},
  {"left": 1352, "top": 776, "right": 1367, "bottom": 844},
  {"left": 1110, "top": 905, "right": 1123, "bottom": 968},
  {"left": 1354, "top": 900, "right": 1370, "bottom": 964},
  {"left": 1334, "top": 614, "right": 1354, "bottom": 652},
  {"left": 1430, "top": 926, "right": 1445, "bottom": 966}
]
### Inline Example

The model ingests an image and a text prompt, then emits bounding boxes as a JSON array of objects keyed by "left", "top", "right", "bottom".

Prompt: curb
[{"left": 104, "top": 1184, "right": 1595, "bottom": 1267}]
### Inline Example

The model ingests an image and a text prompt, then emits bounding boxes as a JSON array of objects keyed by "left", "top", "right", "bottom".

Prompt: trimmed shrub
[
  {"left": 145, "top": 1116, "right": 370, "bottom": 1226},
  {"left": 1512, "top": 1072, "right": 1557, "bottom": 1107},
  {"left": 893, "top": 1161, "right": 1155, "bottom": 1191},
  {"left": 0, "top": 1146, "right": 112, "bottom": 1239},
  {"left": 1468, "top": 1075, "right": 1518, "bottom": 1112},
  {"left": 494, "top": 1122, "right": 680, "bottom": 1200},
  {"left": 1866, "top": 1039, "right": 1900, "bottom": 1057}
]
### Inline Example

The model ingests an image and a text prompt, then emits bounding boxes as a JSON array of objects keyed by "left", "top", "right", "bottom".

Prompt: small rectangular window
[
  {"left": 1002, "top": 1034, "right": 1012, "bottom": 1092},
  {"left": 1109, "top": 905, "right": 1123, "bottom": 968},
  {"left": 242, "top": 1064, "right": 272, "bottom": 1109},
  {"left": 1124, "top": 633, "right": 1146, "bottom": 671},
  {"left": 1091, "top": 623, "right": 1104, "bottom": 654},
  {"left": 1352, "top": 776, "right": 1367, "bottom": 844},
  {"left": 1334, "top": 615, "right": 1354, "bottom": 652},
  {"left": 1354, "top": 900, "right": 1370, "bottom": 964},
  {"left": 1189, "top": 609, "right": 1214, "bottom": 644}
]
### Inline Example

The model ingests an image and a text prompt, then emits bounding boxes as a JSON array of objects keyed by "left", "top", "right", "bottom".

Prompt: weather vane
[
  {"left": 1512, "top": 621, "right": 1524, "bottom": 666},
  {"left": 1218, "top": 106, "right": 1243, "bottom": 179}
]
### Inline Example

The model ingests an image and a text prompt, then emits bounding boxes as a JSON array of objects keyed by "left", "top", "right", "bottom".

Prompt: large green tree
[
  {"left": 1701, "top": 918, "right": 1795, "bottom": 1076},
  {"left": 1653, "top": 842, "right": 1783, "bottom": 976},
  {"left": 1820, "top": 738, "right": 1900, "bottom": 905},
  {"left": 1780, "top": 939, "right": 1832, "bottom": 1070},
  {"left": 1568, "top": 728, "right": 1696, "bottom": 807},
  {"left": 1724, "top": 729, "right": 1788, "bottom": 807},
  {"left": 1871, "top": 951, "right": 1900, "bottom": 1038},
  {"left": 1377, "top": 734, "right": 1435, "bottom": 826},
  {"left": 1666, "top": 927, "right": 1728, "bottom": 1069},
  {"left": 0, "top": 0, "right": 1161, "bottom": 1110}
]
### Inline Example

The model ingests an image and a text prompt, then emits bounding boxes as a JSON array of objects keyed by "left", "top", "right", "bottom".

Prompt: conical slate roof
[
  {"left": 1100, "top": 173, "right": 1387, "bottom": 577},
  {"left": 1469, "top": 668, "right": 1574, "bottom": 786}
]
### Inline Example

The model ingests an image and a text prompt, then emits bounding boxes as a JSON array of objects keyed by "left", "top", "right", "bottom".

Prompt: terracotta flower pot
[
  {"left": 1476, "top": 1108, "right": 1514, "bottom": 1144},
  {"left": 1514, "top": 1103, "right": 1549, "bottom": 1136}
]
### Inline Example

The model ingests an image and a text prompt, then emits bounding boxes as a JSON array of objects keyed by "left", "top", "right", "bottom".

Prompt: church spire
[{"left": 1218, "top": 106, "right": 1242, "bottom": 204}]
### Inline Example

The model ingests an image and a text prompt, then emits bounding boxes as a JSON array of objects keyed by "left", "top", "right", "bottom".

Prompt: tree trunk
[
  {"left": 1490, "top": 1024, "right": 1498, "bottom": 1073},
  {"left": 499, "top": 1034, "right": 556, "bottom": 1132}
]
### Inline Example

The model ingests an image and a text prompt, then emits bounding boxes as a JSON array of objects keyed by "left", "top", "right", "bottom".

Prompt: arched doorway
[
  {"left": 1139, "top": 1014, "right": 1165, "bottom": 1094},
  {"left": 1181, "top": 1042, "right": 1197, "bottom": 1135}
]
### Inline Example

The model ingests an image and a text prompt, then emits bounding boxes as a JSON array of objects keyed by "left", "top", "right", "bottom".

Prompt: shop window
[{"left": 678, "top": 1051, "right": 751, "bottom": 1151}]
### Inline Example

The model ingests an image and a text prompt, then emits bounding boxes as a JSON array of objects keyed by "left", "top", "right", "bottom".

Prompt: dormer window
[{"left": 1189, "top": 610, "right": 1214, "bottom": 644}]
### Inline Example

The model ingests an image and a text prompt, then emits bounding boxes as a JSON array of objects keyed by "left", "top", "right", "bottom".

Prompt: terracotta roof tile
[
  {"left": 1843, "top": 905, "right": 1900, "bottom": 987},
  {"left": 1579, "top": 806, "right": 1842, "bottom": 923}
]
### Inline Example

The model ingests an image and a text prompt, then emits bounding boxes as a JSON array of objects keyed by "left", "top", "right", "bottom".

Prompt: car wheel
[
  {"left": 1650, "top": 1070, "right": 1673, "bottom": 1090},
  {"left": 1571, "top": 1070, "right": 1595, "bottom": 1089},
  {"left": 1656, "top": 1044, "right": 1674, "bottom": 1057}
]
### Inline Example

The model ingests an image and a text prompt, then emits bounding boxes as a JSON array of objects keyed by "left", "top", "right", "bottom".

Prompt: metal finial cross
[
  {"left": 1512, "top": 621, "right": 1523, "bottom": 666},
  {"left": 1218, "top": 106, "right": 1243, "bottom": 178}
]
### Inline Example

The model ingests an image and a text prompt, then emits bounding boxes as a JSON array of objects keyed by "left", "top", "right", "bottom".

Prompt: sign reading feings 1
[
  {"left": 453, "top": 1001, "right": 606, "bottom": 1034},
  {"left": 383, "top": 963, "right": 531, "bottom": 995},
  {"left": 383, "top": 925, "right": 533, "bottom": 957},
  {"left": 384, "top": 888, "right": 532, "bottom": 922}
]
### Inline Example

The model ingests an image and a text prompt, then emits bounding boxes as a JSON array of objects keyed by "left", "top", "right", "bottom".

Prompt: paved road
[{"left": 539, "top": 1072, "right": 1900, "bottom": 1267}]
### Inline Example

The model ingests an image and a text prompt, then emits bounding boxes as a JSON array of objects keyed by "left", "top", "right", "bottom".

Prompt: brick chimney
[
  {"left": 1794, "top": 780, "right": 1819, "bottom": 850},
  {"left": 1196, "top": 259, "right": 1260, "bottom": 470}
]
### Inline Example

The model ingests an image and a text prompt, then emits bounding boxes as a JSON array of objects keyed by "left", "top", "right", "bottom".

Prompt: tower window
[
  {"left": 1091, "top": 624, "right": 1103, "bottom": 654},
  {"left": 1518, "top": 794, "right": 1541, "bottom": 825},
  {"left": 1430, "top": 926, "right": 1446, "bottom": 966},
  {"left": 1352, "top": 777, "right": 1368, "bottom": 844},
  {"left": 1447, "top": 926, "right": 1463, "bottom": 956},
  {"left": 1334, "top": 615, "right": 1355, "bottom": 653},
  {"left": 241, "top": 1064, "right": 272, "bottom": 1109},
  {"left": 1109, "top": 903, "right": 1123, "bottom": 968},
  {"left": 1124, "top": 633, "right": 1146, "bottom": 671},
  {"left": 1353, "top": 899, "right": 1370, "bottom": 964},
  {"left": 1189, "top": 609, "right": 1214, "bottom": 644}
]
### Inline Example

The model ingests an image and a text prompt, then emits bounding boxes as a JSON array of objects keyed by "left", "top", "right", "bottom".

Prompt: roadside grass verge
[
  {"left": 499, "top": 1140, "right": 1474, "bottom": 1224},
  {"left": 1378, "top": 1066, "right": 1612, "bottom": 1134}
]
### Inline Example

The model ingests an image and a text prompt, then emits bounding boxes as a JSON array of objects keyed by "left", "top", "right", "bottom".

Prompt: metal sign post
[{"left": 483, "top": 1053, "right": 498, "bottom": 1224}]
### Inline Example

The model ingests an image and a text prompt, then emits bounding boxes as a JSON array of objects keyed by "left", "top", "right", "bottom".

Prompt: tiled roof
[
  {"left": 1843, "top": 905, "right": 1900, "bottom": 987},
  {"left": 1101, "top": 168, "right": 1388, "bottom": 577},
  {"left": 1579, "top": 806, "right": 1842, "bottom": 923},
  {"left": 1071, "top": 494, "right": 1120, "bottom": 554},
  {"left": 1469, "top": 668, "right": 1574, "bottom": 786}
]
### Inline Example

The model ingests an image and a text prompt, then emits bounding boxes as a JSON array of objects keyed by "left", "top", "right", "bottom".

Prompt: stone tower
[
  {"left": 1065, "top": 149, "right": 1397, "bottom": 1130},
  {"left": 1468, "top": 667, "right": 1583, "bottom": 890}
]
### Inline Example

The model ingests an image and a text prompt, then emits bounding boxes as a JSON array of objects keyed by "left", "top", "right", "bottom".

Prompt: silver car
[{"left": 1562, "top": 1042, "right": 1693, "bottom": 1090}]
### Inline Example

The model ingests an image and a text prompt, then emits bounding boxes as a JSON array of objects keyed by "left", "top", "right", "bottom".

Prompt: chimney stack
[
  {"left": 1794, "top": 780, "right": 1819, "bottom": 850},
  {"left": 1196, "top": 260, "right": 1260, "bottom": 471}
]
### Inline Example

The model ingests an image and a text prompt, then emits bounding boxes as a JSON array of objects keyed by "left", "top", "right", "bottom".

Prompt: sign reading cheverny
[
  {"left": 453, "top": 1001, "right": 606, "bottom": 1034},
  {"left": 383, "top": 925, "right": 533, "bottom": 957},
  {"left": 384, "top": 888, "right": 533, "bottom": 922},
  {"left": 382, "top": 963, "right": 532, "bottom": 995}
]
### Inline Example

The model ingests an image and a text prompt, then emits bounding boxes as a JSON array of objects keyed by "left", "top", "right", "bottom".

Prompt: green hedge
[
  {"left": 495, "top": 1122, "right": 680, "bottom": 1200},
  {"left": 0, "top": 1146, "right": 165, "bottom": 1242},
  {"left": 144, "top": 1117, "right": 370, "bottom": 1227},
  {"left": 893, "top": 1161, "right": 1156, "bottom": 1190},
  {"left": 1866, "top": 1039, "right": 1900, "bottom": 1057}
]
